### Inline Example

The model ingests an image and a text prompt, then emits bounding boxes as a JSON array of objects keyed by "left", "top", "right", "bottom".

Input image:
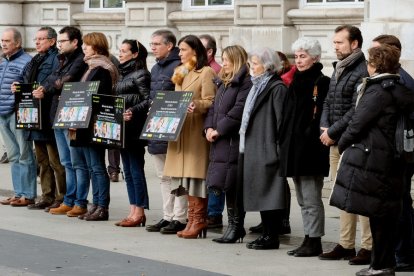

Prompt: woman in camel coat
[{"left": 164, "top": 34, "right": 216, "bottom": 239}]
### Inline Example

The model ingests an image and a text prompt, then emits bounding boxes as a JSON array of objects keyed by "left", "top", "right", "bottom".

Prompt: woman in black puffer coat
[
  {"left": 114, "top": 39, "right": 151, "bottom": 227},
  {"left": 204, "top": 45, "right": 252, "bottom": 243},
  {"left": 330, "top": 45, "right": 414, "bottom": 275}
]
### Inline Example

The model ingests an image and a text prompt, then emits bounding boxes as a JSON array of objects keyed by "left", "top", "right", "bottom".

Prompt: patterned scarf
[
  {"left": 81, "top": 54, "right": 119, "bottom": 89},
  {"left": 239, "top": 71, "right": 272, "bottom": 153},
  {"left": 335, "top": 48, "right": 364, "bottom": 81}
]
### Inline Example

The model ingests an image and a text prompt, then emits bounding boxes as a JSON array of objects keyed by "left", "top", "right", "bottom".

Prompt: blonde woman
[{"left": 204, "top": 45, "right": 252, "bottom": 243}]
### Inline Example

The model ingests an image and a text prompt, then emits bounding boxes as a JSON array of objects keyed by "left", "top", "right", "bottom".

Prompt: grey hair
[
  {"left": 38, "top": 26, "right": 57, "bottom": 40},
  {"left": 291, "top": 37, "right": 322, "bottom": 62},
  {"left": 4, "top": 27, "right": 22, "bottom": 47},
  {"left": 248, "top": 47, "right": 282, "bottom": 74}
]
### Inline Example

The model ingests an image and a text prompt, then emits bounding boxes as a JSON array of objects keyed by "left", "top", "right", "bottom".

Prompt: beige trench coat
[{"left": 164, "top": 66, "right": 217, "bottom": 179}]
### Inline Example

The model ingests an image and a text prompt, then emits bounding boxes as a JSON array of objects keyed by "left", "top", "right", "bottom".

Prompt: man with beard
[
  {"left": 318, "top": 25, "right": 371, "bottom": 266},
  {"left": 35, "top": 26, "right": 89, "bottom": 217}
]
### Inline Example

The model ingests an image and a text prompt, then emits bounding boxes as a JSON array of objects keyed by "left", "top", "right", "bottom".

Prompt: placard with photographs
[
  {"left": 140, "top": 91, "right": 193, "bottom": 141},
  {"left": 53, "top": 81, "right": 100, "bottom": 129},
  {"left": 15, "top": 82, "right": 41, "bottom": 129},
  {"left": 91, "top": 94, "right": 125, "bottom": 149}
]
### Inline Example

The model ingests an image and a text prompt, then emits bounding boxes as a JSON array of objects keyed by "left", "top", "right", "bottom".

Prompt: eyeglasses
[
  {"left": 33, "top": 37, "right": 51, "bottom": 42},
  {"left": 57, "top": 39, "right": 70, "bottom": 44},
  {"left": 149, "top": 42, "right": 163, "bottom": 47}
]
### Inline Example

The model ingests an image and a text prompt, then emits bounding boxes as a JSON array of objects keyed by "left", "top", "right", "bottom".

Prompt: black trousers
[{"left": 370, "top": 213, "right": 399, "bottom": 269}]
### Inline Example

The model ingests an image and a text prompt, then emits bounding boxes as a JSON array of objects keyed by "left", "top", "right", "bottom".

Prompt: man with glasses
[
  {"left": 145, "top": 29, "right": 187, "bottom": 234},
  {"left": 14, "top": 26, "right": 66, "bottom": 211},
  {"left": 0, "top": 28, "right": 36, "bottom": 206},
  {"left": 36, "top": 26, "right": 89, "bottom": 217}
]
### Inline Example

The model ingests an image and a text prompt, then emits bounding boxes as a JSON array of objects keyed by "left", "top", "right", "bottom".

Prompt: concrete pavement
[{"left": 0, "top": 157, "right": 411, "bottom": 276}]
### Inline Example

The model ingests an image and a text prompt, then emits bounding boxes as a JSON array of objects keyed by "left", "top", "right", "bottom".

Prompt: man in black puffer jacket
[
  {"left": 145, "top": 29, "right": 187, "bottom": 234},
  {"left": 319, "top": 25, "right": 371, "bottom": 265}
]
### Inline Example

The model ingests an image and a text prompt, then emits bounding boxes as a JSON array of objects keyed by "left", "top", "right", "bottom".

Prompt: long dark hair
[
  {"left": 178, "top": 35, "right": 208, "bottom": 70},
  {"left": 122, "top": 39, "right": 148, "bottom": 70}
]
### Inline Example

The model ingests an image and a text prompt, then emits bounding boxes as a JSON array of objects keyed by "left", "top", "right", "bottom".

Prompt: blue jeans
[
  {"left": 208, "top": 190, "right": 225, "bottom": 217},
  {"left": 82, "top": 146, "right": 110, "bottom": 208},
  {"left": 54, "top": 129, "right": 90, "bottom": 207},
  {"left": 0, "top": 113, "right": 36, "bottom": 199},
  {"left": 121, "top": 147, "right": 149, "bottom": 208}
]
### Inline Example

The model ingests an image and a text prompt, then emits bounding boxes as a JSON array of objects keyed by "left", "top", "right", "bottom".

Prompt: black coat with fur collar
[{"left": 279, "top": 62, "right": 330, "bottom": 177}]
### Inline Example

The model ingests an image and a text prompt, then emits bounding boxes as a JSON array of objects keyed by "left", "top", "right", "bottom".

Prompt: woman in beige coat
[{"left": 164, "top": 34, "right": 217, "bottom": 239}]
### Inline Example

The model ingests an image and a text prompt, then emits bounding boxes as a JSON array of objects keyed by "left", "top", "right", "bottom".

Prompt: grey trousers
[{"left": 292, "top": 175, "right": 325, "bottom": 237}]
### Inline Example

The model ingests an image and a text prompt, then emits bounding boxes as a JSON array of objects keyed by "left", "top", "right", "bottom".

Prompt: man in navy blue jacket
[
  {"left": 145, "top": 29, "right": 186, "bottom": 234},
  {"left": 0, "top": 28, "right": 36, "bottom": 207}
]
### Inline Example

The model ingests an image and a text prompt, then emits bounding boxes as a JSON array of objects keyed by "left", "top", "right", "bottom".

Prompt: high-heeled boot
[
  {"left": 177, "top": 195, "right": 193, "bottom": 238},
  {"left": 214, "top": 207, "right": 246, "bottom": 243},
  {"left": 182, "top": 196, "right": 208, "bottom": 239}
]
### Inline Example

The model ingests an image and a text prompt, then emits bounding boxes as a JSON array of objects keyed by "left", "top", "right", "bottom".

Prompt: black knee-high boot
[{"left": 212, "top": 190, "right": 246, "bottom": 243}]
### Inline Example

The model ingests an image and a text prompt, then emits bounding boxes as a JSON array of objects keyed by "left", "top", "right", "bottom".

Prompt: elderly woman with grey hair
[
  {"left": 279, "top": 37, "right": 330, "bottom": 257},
  {"left": 239, "top": 47, "right": 289, "bottom": 250}
]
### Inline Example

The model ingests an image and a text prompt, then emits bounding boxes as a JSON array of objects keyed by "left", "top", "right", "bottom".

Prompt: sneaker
[
  {"left": 66, "top": 205, "right": 87, "bottom": 217},
  {"left": 49, "top": 203, "right": 73, "bottom": 215},
  {"left": 349, "top": 248, "right": 371, "bottom": 265},
  {"left": 0, "top": 152, "right": 8, "bottom": 164},
  {"left": 319, "top": 244, "right": 356, "bottom": 260}
]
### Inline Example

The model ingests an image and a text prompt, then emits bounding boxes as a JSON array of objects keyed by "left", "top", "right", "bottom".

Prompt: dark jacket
[
  {"left": 242, "top": 74, "right": 289, "bottom": 211},
  {"left": 0, "top": 49, "right": 32, "bottom": 115},
  {"left": 204, "top": 65, "right": 252, "bottom": 192},
  {"left": 330, "top": 74, "right": 414, "bottom": 218},
  {"left": 320, "top": 53, "right": 368, "bottom": 142},
  {"left": 24, "top": 47, "right": 59, "bottom": 141},
  {"left": 115, "top": 60, "right": 150, "bottom": 148},
  {"left": 70, "top": 67, "right": 113, "bottom": 147},
  {"left": 148, "top": 47, "right": 181, "bottom": 154},
  {"left": 43, "top": 47, "right": 87, "bottom": 122},
  {"left": 280, "top": 63, "right": 330, "bottom": 177}
]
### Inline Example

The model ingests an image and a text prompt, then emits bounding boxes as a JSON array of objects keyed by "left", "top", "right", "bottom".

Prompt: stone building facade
[{"left": 0, "top": 0, "right": 412, "bottom": 75}]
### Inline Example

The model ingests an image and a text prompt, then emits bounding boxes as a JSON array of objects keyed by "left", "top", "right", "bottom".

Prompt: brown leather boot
[
  {"left": 182, "top": 196, "right": 208, "bottom": 239},
  {"left": 177, "top": 195, "right": 192, "bottom": 238}
]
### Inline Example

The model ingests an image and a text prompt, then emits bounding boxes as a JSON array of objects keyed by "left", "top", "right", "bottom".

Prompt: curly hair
[{"left": 368, "top": 44, "right": 400, "bottom": 74}]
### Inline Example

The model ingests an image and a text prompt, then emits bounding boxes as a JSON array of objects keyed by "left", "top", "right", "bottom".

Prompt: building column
[{"left": 361, "top": 0, "right": 414, "bottom": 75}]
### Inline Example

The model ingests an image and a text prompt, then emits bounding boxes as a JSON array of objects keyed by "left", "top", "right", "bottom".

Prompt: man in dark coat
[
  {"left": 319, "top": 25, "right": 371, "bottom": 265},
  {"left": 22, "top": 26, "right": 66, "bottom": 210},
  {"left": 37, "top": 26, "right": 89, "bottom": 215},
  {"left": 145, "top": 29, "right": 186, "bottom": 234}
]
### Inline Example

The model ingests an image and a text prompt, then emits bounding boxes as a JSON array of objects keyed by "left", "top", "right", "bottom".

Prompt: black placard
[
  {"left": 15, "top": 83, "right": 41, "bottom": 129},
  {"left": 140, "top": 91, "right": 193, "bottom": 141},
  {"left": 91, "top": 94, "right": 125, "bottom": 149},
  {"left": 53, "top": 81, "right": 99, "bottom": 129}
]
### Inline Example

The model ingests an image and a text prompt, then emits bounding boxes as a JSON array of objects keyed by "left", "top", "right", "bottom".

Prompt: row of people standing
[{"left": 0, "top": 24, "right": 412, "bottom": 276}]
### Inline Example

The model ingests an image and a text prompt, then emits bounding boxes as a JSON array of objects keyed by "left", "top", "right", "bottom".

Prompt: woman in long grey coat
[{"left": 240, "top": 48, "right": 289, "bottom": 250}]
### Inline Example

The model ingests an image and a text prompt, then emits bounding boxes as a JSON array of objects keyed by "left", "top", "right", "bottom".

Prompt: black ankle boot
[
  {"left": 287, "top": 235, "right": 309, "bottom": 256},
  {"left": 246, "top": 235, "right": 280, "bottom": 250},
  {"left": 294, "top": 237, "right": 322, "bottom": 257}
]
